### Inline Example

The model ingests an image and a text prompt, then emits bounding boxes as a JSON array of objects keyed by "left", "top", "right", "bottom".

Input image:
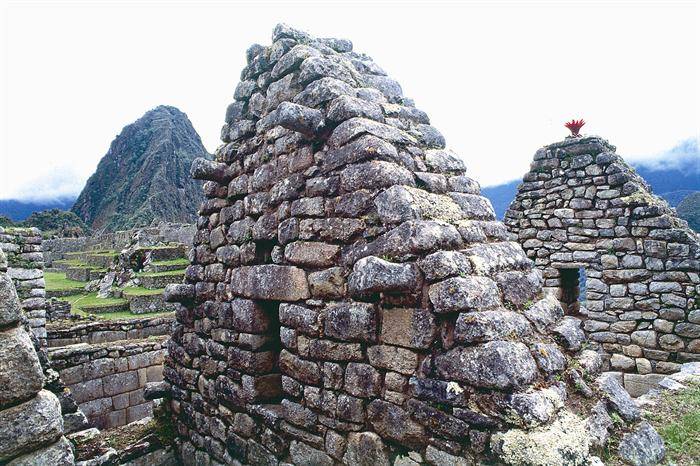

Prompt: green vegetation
[
  {"left": 121, "top": 287, "right": 164, "bottom": 297},
  {"left": 21, "top": 208, "right": 90, "bottom": 237},
  {"left": 644, "top": 382, "right": 700, "bottom": 465},
  {"left": 59, "top": 292, "right": 128, "bottom": 315},
  {"left": 44, "top": 272, "right": 85, "bottom": 291},
  {"left": 676, "top": 192, "right": 700, "bottom": 232},
  {"left": 0, "top": 215, "right": 13, "bottom": 227},
  {"left": 150, "top": 258, "right": 189, "bottom": 267},
  {"left": 136, "top": 269, "right": 185, "bottom": 278}
]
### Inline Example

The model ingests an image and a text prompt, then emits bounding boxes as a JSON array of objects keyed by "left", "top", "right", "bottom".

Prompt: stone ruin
[
  {"left": 505, "top": 136, "right": 700, "bottom": 391},
  {"left": 0, "top": 227, "right": 48, "bottom": 346},
  {"left": 0, "top": 247, "right": 74, "bottom": 464},
  {"left": 161, "top": 24, "right": 666, "bottom": 466}
]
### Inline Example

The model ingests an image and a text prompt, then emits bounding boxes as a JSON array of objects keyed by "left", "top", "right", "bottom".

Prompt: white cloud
[{"left": 1, "top": 1, "right": 698, "bottom": 198}]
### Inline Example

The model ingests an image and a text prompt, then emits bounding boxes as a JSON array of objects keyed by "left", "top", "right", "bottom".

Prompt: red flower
[{"left": 565, "top": 119, "right": 585, "bottom": 136}]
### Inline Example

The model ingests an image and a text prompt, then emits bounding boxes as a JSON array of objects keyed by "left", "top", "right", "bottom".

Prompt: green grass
[
  {"left": 122, "top": 287, "right": 165, "bottom": 297},
  {"left": 58, "top": 291, "right": 173, "bottom": 320},
  {"left": 136, "top": 269, "right": 186, "bottom": 278},
  {"left": 136, "top": 244, "right": 182, "bottom": 251},
  {"left": 44, "top": 272, "right": 85, "bottom": 291},
  {"left": 150, "top": 258, "right": 189, "bottom": 266},
  {"left": 645, "top": 382, "right": 700, "bottom": 465},
  {"left": 54, "top": 258, "right": 90, "bottom": 267},
  {"left": 59, "top": 292, "right": 128, "bottom": 315},
  {"left": 87, "top": 250, "right": 118, "bottom": 257}
]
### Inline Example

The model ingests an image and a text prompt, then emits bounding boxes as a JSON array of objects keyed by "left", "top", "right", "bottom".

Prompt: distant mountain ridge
[
  {"left": 0, "top": 198, "right": 76, "bottom": 222},
  {"left": 482, "top": 138, "right": 700, "bottom": 231},
  {"left": 71, "top": 105, "right": 210, "bottom": 231}
]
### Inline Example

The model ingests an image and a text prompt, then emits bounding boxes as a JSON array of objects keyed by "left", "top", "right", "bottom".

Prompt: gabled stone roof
[{"left": 505, "top": 135, "right": 700, "bottom": 377}]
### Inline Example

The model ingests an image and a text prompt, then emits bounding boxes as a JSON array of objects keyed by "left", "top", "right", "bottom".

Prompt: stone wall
[
  {"left": 44, "top": 222, "right": 196, "bottom": 266},
  {"left": 47, "top": 315, "right": 175, "bottom": 347},
  {"left": 160, "top": 24, "right": 635, "bottom": 466},
  {"left": 50, "top": 338, "right": 167, "bottom": 430},
  {"left": 0, "top": 248, "right": 74, "bottom": 464},
  {"left": 0, "top": 227, "right": 48, "bottom": 346},
  {"left": 505, "top": 136, "right": 700, "bottom": 376}
]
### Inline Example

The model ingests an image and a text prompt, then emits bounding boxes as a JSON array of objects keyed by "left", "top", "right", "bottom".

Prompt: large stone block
[
  {"left": 324, "top": 302, "right": 377, "bottom": 342},
  {"left": 429, "top": 276, "right": 501, "bottom": 313},
  {"left": 231, "top": 265, "right": 309, "bottom": 301},
  {"left": 380, "top": 308, "right": 437, "bottom": 349},
  {"left": 0, "top": 326, "right": 44, "bottom": 407},
  {"left": 0, "top": 390, "right": 63, "bottom": 462},
  {"left": 434, "top": 341, "right": 539, "bottom": 390}
]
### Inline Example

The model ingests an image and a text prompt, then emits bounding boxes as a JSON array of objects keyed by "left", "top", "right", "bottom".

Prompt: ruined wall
[
  {"left": 0, "top": 248, "right": 74, "bottom": 464},
  {"left": 0, "top": 227, "right": 48, "bottom": 346},
  {"left": 161, "top": 24, "right": 624, "bottom": 466},
  {"left": 47, "top": 315, "right": 175, "bottom": 347},
  {"left": 505, "top": 136, "right": 700, "bottom": 376},
  {"left": 49, "top": 338, "right": 167, "bottom": 429},
  {"left": 44, "top": 222, "right": 196, "bottom": 266}
]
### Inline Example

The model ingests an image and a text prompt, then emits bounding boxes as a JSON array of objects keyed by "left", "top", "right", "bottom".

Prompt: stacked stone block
[
  {"left": 0, "top": 227, "right": 48, "bottom": 346},
  {"left": 47, "top": 314, "right": 175, "bottom": 347},
  {"left": 0, "top": 248, "right": 74, "bottom": 464},
  {"left": 49, "top": 338, "right": 167, "bottom": 429},
  {"left": 161, "top": 25, "right": 638, "bottom": 465},
  {"left": 505, "top": 136, "right": 700, "bottom": 376}
]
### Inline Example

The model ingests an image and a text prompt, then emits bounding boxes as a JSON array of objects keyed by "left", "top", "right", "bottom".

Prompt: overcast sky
[{"left": 1, "top": 0, "right": 698, "bottom": 201}]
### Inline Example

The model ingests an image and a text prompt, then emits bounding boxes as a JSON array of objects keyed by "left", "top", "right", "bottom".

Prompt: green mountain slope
[{"left": 677, "top": 192, "right": 700, "bottom": 232}]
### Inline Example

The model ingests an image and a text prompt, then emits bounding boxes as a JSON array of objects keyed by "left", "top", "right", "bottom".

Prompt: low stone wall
[
  {"left": 0, "top": 227, "right": 48, "bottom": 346},
  {"left": 47, "top": 315, "right": 175, "bottom": 347},
  {"left": 44, "top": 222, "right": 195, "bottom": 266},
  {"left": 49, "top": 338, "right": 167, "bottom": 430}
]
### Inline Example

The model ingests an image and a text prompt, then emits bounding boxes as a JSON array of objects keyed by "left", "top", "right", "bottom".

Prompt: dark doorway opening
[{"left": 560, "top": 267, "right": 586, "bottom": 315}]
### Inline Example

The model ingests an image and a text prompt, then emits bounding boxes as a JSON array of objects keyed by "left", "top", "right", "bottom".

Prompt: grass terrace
[
  {"left": 59, "top": 292, "right": 128, "bottom": 316},
  {"left": 136, "top": 269, "right": 185, "bottom": 278},
  {"left": 150, "top": 258, "right": 189, "bottom": 266},
  {"left": 121, "top": 286, "right": 165, "bottom": 297},
  {"left": 44, "top": 271, "right": 86, "bottom": 291}
]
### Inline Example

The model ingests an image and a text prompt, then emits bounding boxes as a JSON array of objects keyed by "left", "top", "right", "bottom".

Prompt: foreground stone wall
[
  {"left": 47, "top": 315, "right": 175, "bottom": 347},
  {"left": 50, "top": 338, "right": 167, "bottom": 429},
  {"left": 505, "top": 136, "right": 700, "bottom": 375},
  {"left": 161, "top": 24, "right": 637, "bottom": 466},
  {"left": 0, "top": 227, "right": 48, "bottom": 346},
  {"left": 44, "top": 222, "right": 196, "bottom": 266},
  {"left": 0, "top": 248, "right": 74, "bottom": 464}
]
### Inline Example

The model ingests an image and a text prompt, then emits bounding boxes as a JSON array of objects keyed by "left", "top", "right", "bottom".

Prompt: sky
[{"left": 0, "top": 0, "right": 698, "bottom": 202}]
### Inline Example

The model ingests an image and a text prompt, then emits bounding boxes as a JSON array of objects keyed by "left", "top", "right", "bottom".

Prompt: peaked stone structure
[
  {"left": 0, "top": 248, "right": 74, "bottom": 465},
  {"left": 505, "top": 136, "right": 700, "bottom": 378},
  {"left": 163, "top": 26, "right": 655, "bottom": 465}
]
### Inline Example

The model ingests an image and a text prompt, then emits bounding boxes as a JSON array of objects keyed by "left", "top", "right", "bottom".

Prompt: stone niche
[
  {"left": 505, "top": 136, "right": 700, "bottom": 375},
  {"left": 163, "top": 24, "right": 632, "bottom": 466}
]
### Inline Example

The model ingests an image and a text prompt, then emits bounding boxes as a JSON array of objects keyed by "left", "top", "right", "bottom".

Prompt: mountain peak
[{"left": 71, "top": 106, "right": 210, "bottom": 231}]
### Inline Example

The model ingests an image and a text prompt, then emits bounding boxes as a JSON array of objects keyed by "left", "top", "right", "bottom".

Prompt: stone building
[
  {"left": 0, "top": 227, "right": 48, "bottom": 346},
  {"left": 505, "top": 136, "right": 700, "bottom": 378},
  {"left": 0, "top": 248, "right": 74, "bottom": 464},
  {"left": 162, "top": 25, "right": 661, "bottom": 465}
]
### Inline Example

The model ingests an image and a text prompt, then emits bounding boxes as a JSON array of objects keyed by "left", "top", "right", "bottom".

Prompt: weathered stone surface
[
  {"left": 617, "top": 422, "right": 665, "bottom": 466},
  {"left": 491, "top": 411, "right": 590, "bottom": 466},
  {"left": 454, "top": 310, "right": 533, "bottom": 343},
  {"left": 586, "top": 401, "right": 613, "bottom": 449},
  {"left": 0, "top": 390, "right": 63, "bottom": 462},
  {"left": 348, "top": 256, "right": 420, "bottom": 295},
  {"left": 380, "top": 308, "right": 437, "bottom": 349},
  {"left": 551, "top": 317, "right": 586, "bottom": 351},
  {"left": 231, "top": 265, "right": 309, "bottom": 301},
  {"left": 7, "top": 437, "right": 73, "bottom": 466},
  {"left": 419, "top": 250, "right": 472, "bottom": 282},
  {"left": 434, "top": 341, "right": 539, "bottom": 389},
  {"left": 284, "top": 241, "right": 340, "bottom": 267},
  {"left": 596, "top": 373, "right": 640, "bottom": 422},
  {"left": 367, "top": 344, "right": 418, "bottom": 375},
  {"left": 343, "top": 432, "right": 390, "bottom": 466},
  {"left": 367, "top": 400, "right": 426, "bottom": 448},
  {"left": 329, "top": 117, "right": 416, "bottom": 148},
  {"left": 0, "top": 273, "right": 22, "bottom": 326},
  {"left": 0, "top": 326, "right": 44, "bottom": 407},
  {"left": 289, "top": 440, "right": 333, "bottom": 466},
  {"left": 530, "top": 343, "right": 566, "bottom": 375},
  {"left": 345, "top": 363, "right": 382, "bottom": 397},
  {"left": 324, "top": 302, "right": 377, "bottom": 342},
  {"left": 375, "top": 185, "right": 464, "bottom": 224},
  {"left": 429, "top": 276, "right": 501, "bottom": 313}
]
